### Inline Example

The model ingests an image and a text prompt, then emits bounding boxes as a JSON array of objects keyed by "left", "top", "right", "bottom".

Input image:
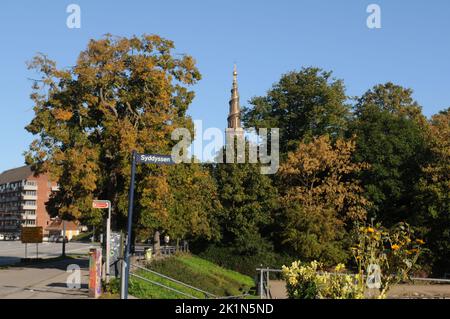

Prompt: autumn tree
[
  {"left": 415, "top": 108, "right": 450, "bottom": 274},
  {"left": 25, "top": 34, "right": 216, "bottom": 240},
  {"left": 243, "top": 67, "right": 350, "bottom": 155},
  {"left": 349, "top": 83, "right": 429, "bottom": 225},
  {"left": 278, "top": 135, "right": 370, "bottom": 264}
]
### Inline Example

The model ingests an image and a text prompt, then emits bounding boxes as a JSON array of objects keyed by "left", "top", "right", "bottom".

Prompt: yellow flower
[
  {"left": 391, "top": 244, "right": 400, "bottom": 251},
  {"left": 416, "top": 239, "right": 425, "bottom": 245},
  {"left": 335, "top": 263, "right": 346, "bottom": 272},
  {"left": 367, "top": 227, "right": 375, "bottom": 233}
]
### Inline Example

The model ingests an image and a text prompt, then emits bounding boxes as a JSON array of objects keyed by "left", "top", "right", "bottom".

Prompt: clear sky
[{"left": 1, "top": 0, "right": 449, "bottom": 172}]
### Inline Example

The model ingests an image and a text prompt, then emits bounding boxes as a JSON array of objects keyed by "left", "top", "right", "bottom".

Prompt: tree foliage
[
  {"left": 211, "top": 144, "right": 278, "bottom": 254},
  {"left": 243, "top": 67, "right": 350, "bottom": 155},
  {"left": 349, "top": 83, "right": 429, "bottom": 225},
  {"left": 416, "top": 109, "right": 450, "bottom": 274},
  {"left": 278, "top": 135, "right": 370, "bottom": 264},
  {"left": 25, "top": 34, "right": 216, "bottom": 240}
]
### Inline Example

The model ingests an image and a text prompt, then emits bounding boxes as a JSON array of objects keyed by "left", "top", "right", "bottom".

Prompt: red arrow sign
[{"left": 93, "top": 200, "right": 110, "bottom": 209}]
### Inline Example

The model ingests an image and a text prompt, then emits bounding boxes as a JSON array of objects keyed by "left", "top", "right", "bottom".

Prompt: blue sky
[{"left": 1, "top": 0, "right": 449, "bottom": 172}]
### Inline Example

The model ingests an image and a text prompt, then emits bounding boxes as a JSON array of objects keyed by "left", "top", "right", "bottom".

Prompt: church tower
[{"left": 227, "top": 65, "right": 241, "bottom": 129}]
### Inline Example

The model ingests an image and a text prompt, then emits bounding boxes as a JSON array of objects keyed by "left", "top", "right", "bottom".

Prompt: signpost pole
[{"left": 122, "top": 150, "right": 136, "bottom": 299}]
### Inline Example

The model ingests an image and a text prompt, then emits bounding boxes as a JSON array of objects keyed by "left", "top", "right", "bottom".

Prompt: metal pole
[
  {"left": 120, "top": 234, "right": 126, "bottom": 299},
  {"left": 106, "top": 201, "right": 111, "bottom": 284},
  {"left": 122, "top": 150, "right": 136, "bottom": 299},
  {"left": 260, "top": 268, "right": 264, "bottom": 299},
  {"left": 62, "top": 220, "right": 66, "bottom": 257},
  {"left": 36, "top": 243, "right": 39, "bottom": 259}
]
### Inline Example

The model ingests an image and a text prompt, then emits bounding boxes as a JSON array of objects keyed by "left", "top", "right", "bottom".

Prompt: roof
[
  {"left": 0, "top": 165, "right": 34, "bottom": 185},
  {"left": 46, "top": 220, "right": 79, "bottom": 231}
]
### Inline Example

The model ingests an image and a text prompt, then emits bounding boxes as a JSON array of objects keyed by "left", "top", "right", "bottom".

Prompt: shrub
[{"left": 282, "top": 261, "right": 364, "bottom": 299}]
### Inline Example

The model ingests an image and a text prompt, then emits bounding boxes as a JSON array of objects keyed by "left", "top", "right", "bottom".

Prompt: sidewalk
[{"left": 0, "top": 257, "right": 89, "bottom": 299}]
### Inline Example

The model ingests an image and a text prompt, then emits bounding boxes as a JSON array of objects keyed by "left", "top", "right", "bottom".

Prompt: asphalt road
[{"left": 0, "top": 241, "right": 94, "bottom": 266}]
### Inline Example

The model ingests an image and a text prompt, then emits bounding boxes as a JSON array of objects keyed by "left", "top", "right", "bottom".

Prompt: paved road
[
  {"left": 0, "top": 257, "right": 90, "bottom": 299},
  {"left": 0, "top": 241, "right": 94, "bottom": 266}
]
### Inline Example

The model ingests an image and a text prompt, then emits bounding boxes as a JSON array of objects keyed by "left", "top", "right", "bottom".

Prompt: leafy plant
[
  {"left": 351, "top": 222, "right": 425, "bottom": 297},
  {"left": 282, "top": 261, "right": 364, "bottom": 299}
]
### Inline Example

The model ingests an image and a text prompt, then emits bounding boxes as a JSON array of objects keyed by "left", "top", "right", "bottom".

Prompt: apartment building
[{"left": 0, "top": 165, "right": 58, "bottom": 235}]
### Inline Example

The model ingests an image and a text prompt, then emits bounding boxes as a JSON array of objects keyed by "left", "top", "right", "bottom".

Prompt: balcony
[
  {"left": 23, "top": 184, "right": 38, "bottom": 191},
  {"left": 22, "top": 194, "right": 37, "bottom": 200},
  {"left": 21, "top": 213, "right": 37, "bottom": 220},
  {"left": 21, "top": 203, "right": 37, "bottom": 210}
]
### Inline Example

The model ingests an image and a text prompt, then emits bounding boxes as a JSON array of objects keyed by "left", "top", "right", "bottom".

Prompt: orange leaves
[
  {"left": 280, "top": 135, "right": 371, "bottom": 222},
  {"left": 51, "top": 109, "right": 73, "bottom": 121}
]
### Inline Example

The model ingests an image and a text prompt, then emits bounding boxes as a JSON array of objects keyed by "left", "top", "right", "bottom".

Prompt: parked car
[
  {"left": 0, "top": 234, "right": 4, "bottom": 240},
  {"left": 43, "top": 236, "right": 49, "bottom": 242}
]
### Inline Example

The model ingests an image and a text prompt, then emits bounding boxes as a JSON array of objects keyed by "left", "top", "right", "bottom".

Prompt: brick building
[{"left": 0, "top": 165, "right": 58, "bottom": 235}]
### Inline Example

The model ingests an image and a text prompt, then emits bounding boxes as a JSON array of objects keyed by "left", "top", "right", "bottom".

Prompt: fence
[{"left": 133, "top": 244, "right": 189, "bottom": 258}]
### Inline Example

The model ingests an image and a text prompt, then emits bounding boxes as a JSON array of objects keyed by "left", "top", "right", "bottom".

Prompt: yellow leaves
[
  {"left": 280, "top": 135, "right": 370, "bottom": 223},
  {"left": 391, "top": 244, "right": 400, "bottom": 251},
  {"left": 52, "top": 109, "right": 73, "bottom": 121}
]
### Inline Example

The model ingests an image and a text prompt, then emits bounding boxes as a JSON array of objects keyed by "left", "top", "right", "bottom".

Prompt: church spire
[{"left": 227, "top": 64, "right": 241, "bottom": 129}]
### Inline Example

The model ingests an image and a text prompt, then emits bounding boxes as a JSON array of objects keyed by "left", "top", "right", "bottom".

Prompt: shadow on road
[{"left": 1, "top": 256, "right": 89, "bottom": 270}]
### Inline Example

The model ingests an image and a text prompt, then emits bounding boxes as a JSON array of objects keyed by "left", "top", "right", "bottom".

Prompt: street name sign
[
  {"left": 92, "top": 200, "right": 110, "bottom": 209},
  {"left": 21, "top": 226, "right": 43, "bottom": 244},
  {"left": 135, "top": 153, "right": 175, "bottom": 165},
  {"left": 122, "top": 151, "right": 176, "bottom": 299}
]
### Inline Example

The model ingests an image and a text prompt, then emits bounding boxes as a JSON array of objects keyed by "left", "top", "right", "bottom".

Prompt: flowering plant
[
  {"left": 282, "top": 222, "right": 424, "bottom": 299},
  {"left": 351, "top": 222, "right": 424, "bottom": 298},
  {"left": 282, "top": 261, "right": 364, "bottom": 299}
]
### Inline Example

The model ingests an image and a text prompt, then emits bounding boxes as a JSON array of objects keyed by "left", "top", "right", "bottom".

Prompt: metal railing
[
  {"left": 256, "top": 268, "right": 282, "bottom": 299},
  {"left": 129, "top": 263, "right": 252, "bottom": 299},
  {"left": 133, "top": 244, "right": 189, "bottom": 257},
  {"left": 130, "top": 263, "right": 216, "bottom": 299}
]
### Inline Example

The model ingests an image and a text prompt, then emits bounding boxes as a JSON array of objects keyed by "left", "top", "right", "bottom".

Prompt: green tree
[
  {"left": 349, "top": 83, "right": 429, "bottom": 225},
  {"left": 243, "top": 67, "right": 350, "bottom": 155},
  {"left": 136, "top": 163, "right": 221, "bottom": 242},
  {"left": 25, "top": 34, "right": 216, "bottom": 240},
  {"left": 211, "top": 143, "right": 278, "bottom": 254}
]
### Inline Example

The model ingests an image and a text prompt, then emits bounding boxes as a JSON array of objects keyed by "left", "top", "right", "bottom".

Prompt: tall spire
[{"left": 227, "top": 64, "right": 241, "bottom": 129}]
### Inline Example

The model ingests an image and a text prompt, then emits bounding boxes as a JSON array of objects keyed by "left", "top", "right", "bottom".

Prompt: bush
[
  {"left": 195, "top": 244, "right": 292, "bottom": 277},
  {"left": 282, "top": 261, "right": 364, "bottom": 299}
]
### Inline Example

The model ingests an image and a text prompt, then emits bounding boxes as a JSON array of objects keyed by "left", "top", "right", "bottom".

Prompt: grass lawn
[{"left": 109, "top": 253, "right": 256, "bottom": 299}]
